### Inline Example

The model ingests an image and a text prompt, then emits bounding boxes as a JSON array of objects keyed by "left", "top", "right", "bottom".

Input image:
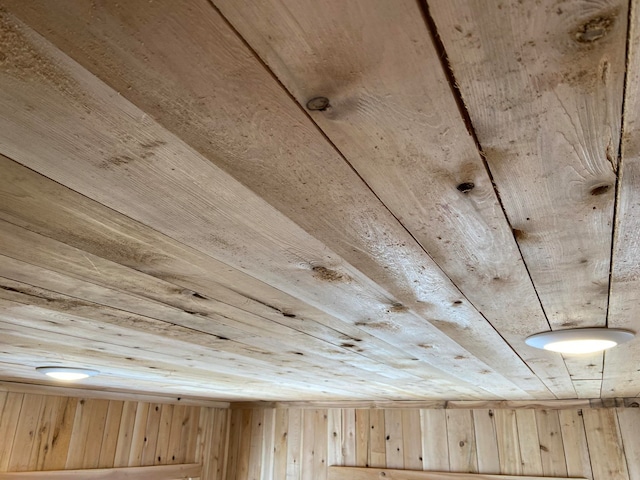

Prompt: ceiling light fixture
[
  {"left": 525, "top": 328, "right": 634, "bottom": 354},
  {"left": 35, "top": 366, "right": 100, "bottom": 381}
]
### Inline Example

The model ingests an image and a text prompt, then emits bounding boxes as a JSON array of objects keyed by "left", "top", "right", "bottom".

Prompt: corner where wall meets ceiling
[{"left": 0, "top": 0, "right": 637, "bottom": 403}]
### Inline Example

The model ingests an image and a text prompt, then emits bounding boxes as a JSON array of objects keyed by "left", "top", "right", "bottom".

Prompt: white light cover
[
  {"left": 36, "top": 366, "right": 99, "bottom": 381},
  {"left": 525, "top": 328, "right": 634, "bottom": 354}
]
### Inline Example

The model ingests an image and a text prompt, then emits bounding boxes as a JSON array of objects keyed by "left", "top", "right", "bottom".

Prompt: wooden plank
[
  {"left": 98, "top": 401, "right": 124, "bottom": 468},
  {"left": 368, "top": 409, "right": 386, "bottom": 469},
  {"left": 354, "top": 409, "right": 369, "bottom": 468},
  {"left": 472, "top": 410, "right": 499, "bottom": 475},
  {"left": 286, "top": 409, "right": 303, "bottom": 480},
  {"left": 113, "top": 402, "right": 138, "bottom": 468},
  {"left": 127, "top": 403, "right": 150, "bottom": 467},
  {"left": 183, "top": 407, "right": 201, "bottom": 465},
  {"left": 312, "top": 410, "right": 328, "bottom": 480},
  {"left": 0, "top": 0, "right": 546, "bottom": 400},
  {"left": 401, "top": 410, "right": 421, "bottom": 471},
  {"left": 0, "top": 463, "right": 201, "bottom": 479},
  {"left": 272, "top": 409, "right": 288, "bottom": 480},
  {"left": 40, "top": 397, "right": 78, "bottom": 471},
  {"left": 213, "top": 0, "right": 567, "bottom": 400},
  {"left": 446, "top": 410, "right": 477, "bottom": 474},
  {"left": 493, "top": 410, "right": 521, "bottom": 476},
  {"left": 81, "top": 400, "right": 110, "bottom": 469},
  {"left": 603, "top": 0, "right": 640, "bottom": 397},
  {"left": 341, "top": 409, "right": 356, "bottom": 467},
  {"left": 140, "top": 404, "right": 162, "bottom": 466},
  {"left": 419, "top": 409, "right": 448, "bottom": 472},
  {"left": 514, "top": 410, "right": 542, "bottom": 476},
  {"left": 384, "top": 409, "right": 404, "bottom": 469},
  {"left": 558, "top": 410, "right": 593, "bottom": 480},
  {"left": 248, "top": 408, "right": 265, "bottom": 480},
  {"left": 327, "top": 466, "right": 587, "bottom": 480},
  {"left": 225, "top": 409, "right": 242, "bottom": 480},
  {"left": 617, "top": 408, "right": 640, "bottom": 480},
  {"left": 154, "top": 404, "right": 174, "bottom": 466},
  {"left": 429, "top": 0, "right": 627, "bottom": 396},
  {"left": 582, "top": 409, "right": 629, "bottom": 480},
  {"left": 8, "top": 394, "right": 44, "bottom": 471},
  {"left": 260, "top": 408, "right": 276, "bottom": 480},
  {"left": 535, "top": 410, "right": 567, "bottom": 477},
  {"left": 327, "top": 409, "right": 343, "bottom": 468},
  {"left": 236, "top": 409, "right": 253, "bottom": 480}
]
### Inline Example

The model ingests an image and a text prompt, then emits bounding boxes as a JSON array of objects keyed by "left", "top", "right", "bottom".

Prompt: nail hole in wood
[{"left": 457, "top": 182, "right": 475, "bottom": 193}]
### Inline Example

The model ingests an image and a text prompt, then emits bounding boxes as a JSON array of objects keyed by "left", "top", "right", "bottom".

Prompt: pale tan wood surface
[
  {"left": 428, "top": 0, "right": 627, "bottom": 395},
  {"left": 327, "top": 467, "right": 586, "bottom": 480},
  {"left": 604, "top": 0, "right": 640, "bottom": 397},
  {"left": 582, "top": 408, "right": 629, "bottom": 480},
  {"left": 558, "top": 409, "right": 593, "bottom": 480},
  {"left": 0, "top": 0, "right": 555, "bottom": 400},
  {"left": 211, "top": 0, "right": 573, "bottom": 399},
  {"left": 0, "top": 463, "right": 201, "bottom": 479}
]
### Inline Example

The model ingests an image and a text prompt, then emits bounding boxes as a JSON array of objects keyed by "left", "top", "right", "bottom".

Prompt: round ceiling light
[
  {"left": 525, "top": 328, "right": 634, "bottom": 354},
  {"left": 36, "top": 366, "right": 100, "bottom": 381}
]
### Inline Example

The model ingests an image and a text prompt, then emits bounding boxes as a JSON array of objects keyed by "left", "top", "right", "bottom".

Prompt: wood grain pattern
[
  {"left": 327, "top": 467, "right": 585, "bottom": 480},
  {"left": 429, "top": 0, "right": 626, "bottom": 396},
  {"left": 0, "top": 393, "right": 227, "bottom": 479},
  {"left": 0, "top": 0, "right": 554, "bottom": 400},
  {"left": 0, "top": 463, "right": 201, "bottom": 480}
]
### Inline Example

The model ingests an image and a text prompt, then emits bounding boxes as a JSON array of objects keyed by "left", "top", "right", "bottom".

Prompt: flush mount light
[
  {"left": 525, "top": 328, "right": 634, "bottom": 354},
  {"left": 36, "top": 366, "right": 100, "bottom": 381}
]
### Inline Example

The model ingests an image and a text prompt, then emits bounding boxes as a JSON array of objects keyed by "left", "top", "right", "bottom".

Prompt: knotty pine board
[
  {"left": 428, "top": 0, "right": 627, "bottom": 395},
  {"left": 0, "top": 4, "right": 544, "bottom": 399},
  {"left": 225, "top": 406, "right": 634, "bottom": 480},
  {"left": 604, "top": 0, "right": 640, "bottom": 397},
  {"left": 211, "top": 0, "right": 571, "bottom": 399},
  {"left": 0, "top": 392, "right": 228, "bottom": 480}
]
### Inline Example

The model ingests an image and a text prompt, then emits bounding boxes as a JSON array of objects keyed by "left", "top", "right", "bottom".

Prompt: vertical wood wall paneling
[
  {"left": 428, "top": 0, "right": 627, "bottom": 397},
  {"left": 1, "top": 0, "right": 551, "bottom": 400},
  {"left": 0, "top": 393, "right": 228, "bottom": 479},
  {"left": 211, "top": 0, "right": 566, "bottom": 399},
  {"left": 603, "top": 0, "right": 640, "bottom": 397},
  {"left": 558, "top": 409, "right": 593, "bottom": 480},
  {"left": 472, "top": 410, "right": 499, "bottom": 474},
  {"left": 582, "top": 408, "right": 629, "bottom": 480}
]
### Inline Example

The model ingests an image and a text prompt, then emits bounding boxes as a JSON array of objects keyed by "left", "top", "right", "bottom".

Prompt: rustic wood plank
[
  {"left": 429, "top": 0, "right": 627, "bottom": 396},
  {"left": 603, "top": 0, "right": 640, "bottom": 398},
  {"left": 0, "top": 463, "right": 201, "bottom": 479},
  {"left": 98, "top": 401, "right": 124, "bottom": 469},
  {"left": 286, "top": 409, "right": 303, "bottom": 480},
  {"left": 341, "top": 409, "right": 356, "bottom": 467},
  {"left": 127, "top": 403, "right": 150, "bottom": 467},
  {"left": 384, "top": 409, "right": 404, "bottom": 469},
  {"left": 260, "top": 408, "right": 276, "bottom": 480},
  {"left": 514, "top": 410, "right": 542, "bottom": 476},
  {"left": 0, "top": 0, "right": 547, "bottom": 399},
  {"left": 327, "top": 409, "right": 343, "bottom": 468},
  {"left": 419, "top": 409, "right": 449, "bottom": 472},
  {"left": 354, "top": 409, "right": 369, "bottom": 468},
  {"left": 40, "top": 397, "right": 78, "bottom": 471},
  {"left": 212, "top": 0, "right": 566, "bottom": 400},
  {"left": 248, "top": 408, "right": 264, "bottom": 480},
  {"left": 272, "top": 409, "right": 288, "bottom": 480},
  {"left": 445, "top": 410, "right": 477, "bottom": 474},
  {"left": 535, "top": 410, "right": 567, "bottom": 477},
  {"left": 558, "top": 409, "right": 593, "bottom": 480},
  {"left": 8, "top": 394, "right": 43, "bottom": 472},
  {"left": 140, "top": 404, "right": 162, "bottom": 467},
  {"left": 327, "top": 466, "right": 587, "bottom": 480},
  {"left": 368, "top": 409, "right": 386, "bottom": 469},
  {"left": 616, "top": 408, "right": 640, "bottom": 480},
  {"left": 582, "top": 409, "right": 629, "bottom": 480},
  {"left": 493, "top": 410, "right": 521, "bottom": 476},
  {"left": 113, "top": 402, "right": 138, "bottom": 468},
  {"left": 401, "top": 410, "right": 422, "bottom": 471},
  {"left": 81, "top": 400, "right": 110, "bottom": 469},
  {"left": 472, "top": 410, "right": 499, "bottom": 475}
]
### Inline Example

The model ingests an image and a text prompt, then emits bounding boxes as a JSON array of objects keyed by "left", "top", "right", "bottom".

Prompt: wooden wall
[
  {"left": 0, "top": 392, "right": 229, "bottom": 479},
  {"left": 225, "top": 407, "right": 640, "bottom": 480}
]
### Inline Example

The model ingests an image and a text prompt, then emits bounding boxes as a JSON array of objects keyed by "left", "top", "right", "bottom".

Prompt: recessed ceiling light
[
  {"left": 525, "top": 328, "right": 634, "bottom": 354},
  {"left": 35, "top": 366, "right": 100, "bottom": 381}
]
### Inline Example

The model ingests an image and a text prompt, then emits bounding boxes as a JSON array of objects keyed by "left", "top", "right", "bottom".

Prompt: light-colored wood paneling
[
  {"left": 225, "top": 406, "right": 639, "bottom": 480},
  {"left": 0, "top": 392, "right": 228, "bottom": 480},
  {"left": 428, "top": 0, "right": 627, "bottom": 396},
  {"left": 328, "top": 467, "right": 585, "bottom": 480}
]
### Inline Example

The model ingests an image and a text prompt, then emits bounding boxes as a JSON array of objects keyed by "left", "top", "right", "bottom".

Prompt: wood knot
[
  {"left": 574, "top": 15, "right": 615, "bottom": 43},
  {"left": 457, "top": 182, "right": 475, "bottom": 193},
  {"left": 590, "top": 184, "right": 611, "bottom": 196},
  {"left": 459, "top": 440, "right": 465, "bottom": 447},
  {"left": 306, "top": 96, "right": 330, "bottom": 111}
]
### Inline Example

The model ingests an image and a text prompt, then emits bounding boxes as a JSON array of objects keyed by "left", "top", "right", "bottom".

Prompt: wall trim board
[
  {"left": 0, "top": 381, "right": 230, "bottom": 408},
  {"left": 230, "top": 398, "right": 639, "bottom": 410},
  {"left": 327, "top": 467, "right": 587, "bottom": 480},
  {"left": 0, "top": 463, "right": 201, "bottom": 479}
]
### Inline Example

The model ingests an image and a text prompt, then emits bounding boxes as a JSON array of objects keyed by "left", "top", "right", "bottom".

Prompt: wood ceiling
[{"left": 0, "top": 0, "right": 637, "bottom": 401}]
